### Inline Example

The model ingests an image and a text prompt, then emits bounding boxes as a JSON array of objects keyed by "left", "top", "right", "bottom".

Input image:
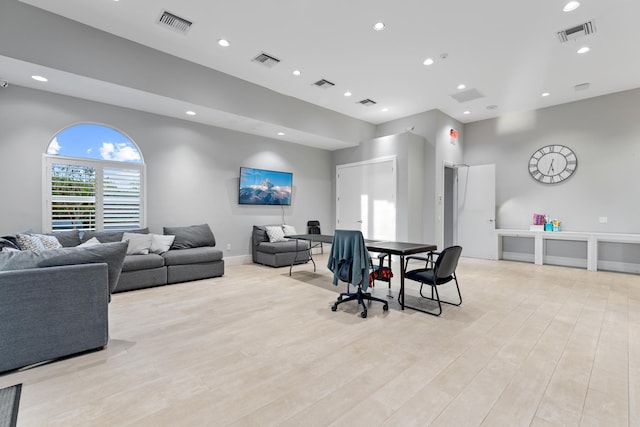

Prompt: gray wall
[
  {"left": 0, "top": 0, "right": 376, "bottom": 147},
  {"left": 464, "top": 88, "right": 640, "bottom": 233},
  {"left": 0, "top": 86, "right": 333, "bottom": 258},
  {"left": 331, "top": 132, "right": 430, "bottom": 242},
  {"left": 333, "top": 109, "right": 463, "bottom": 248}
]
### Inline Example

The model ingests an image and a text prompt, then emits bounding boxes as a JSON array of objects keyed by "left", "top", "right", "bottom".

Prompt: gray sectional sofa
[
  {"left": 252, "top": 225, "right": 311, "bottom": 267},
  {"left": 0, "top": 241, "right": 128, "bottom": 373},
  {"left": 59, "top": 223, "right": 224, "bottom": 292},
  {"left": 0, "top": 224, "right": 223, "bottom": 372},
  {"left": 0, "top": 263, "right": 111, "bottom": 373}
]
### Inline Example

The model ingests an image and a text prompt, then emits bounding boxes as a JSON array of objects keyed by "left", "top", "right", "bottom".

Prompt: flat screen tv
[{"left": 239, "top": 167, "right": 292, "bottom": 205}]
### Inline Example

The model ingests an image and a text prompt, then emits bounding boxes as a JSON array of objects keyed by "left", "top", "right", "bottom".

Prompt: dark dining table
[{"left": 288, "top": 234, "right": 436, "bottom": 310}]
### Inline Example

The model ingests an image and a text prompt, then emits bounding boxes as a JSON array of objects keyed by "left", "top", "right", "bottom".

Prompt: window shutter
[
  {"left": 103, "top": 167, "right": 142, "bottom": 230},
  {"left": 50, "top": 163, "right": 97, "bottom": 230}
]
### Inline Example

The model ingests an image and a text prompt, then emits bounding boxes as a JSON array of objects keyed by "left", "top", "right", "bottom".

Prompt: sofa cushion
[
  {"left": 257, "top": 240, "right": 309, "bottom": 254},
  {"left": 81, "top": 228, "right": 149, "bottom": 244},
  {"left": 16, "top": 234, "right": 47, "bottom": 252},
  {"left": 282, "top": 224, "right": 297, "bottom": 236},
  {"left": 33, "top": 234, "right": 63, "bottom": 250},
  {"left": 150, "top": 234, "right": 175, "bottom": 254},
  {"left": 163, "top": 224, "right": 215, "bottom": 249},
  {"left": 162, "top": 247, "right": 223, "bottom": 266},
  {"left": 44, "top": 230, "right": 81, "bottom": 247},
  {"left": 0, "top": 241, "right": 128, "bottom": 294},
  {"left": 122, "top": 254, "right": 165, "bottom": 272},
  {"left": 122, "top": 232, "right": 153, "bottom": 255},
  {"left": 266, "top": 225, "right": 287, "bottom": 242}
]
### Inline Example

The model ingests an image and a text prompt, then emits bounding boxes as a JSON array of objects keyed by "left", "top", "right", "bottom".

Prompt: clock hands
[{"left": 547, "top": 158, "right": 555, "bottom": 175}]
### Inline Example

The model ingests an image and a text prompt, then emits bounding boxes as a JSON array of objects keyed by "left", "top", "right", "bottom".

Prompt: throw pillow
[
  {"left": 282, "top": 224, "right": 297, "bottom": 236},
  {"left": 0, "top": 237, "right": 19, "bottom": 251},
  {"left": 33, "top": 234, "right": 63, "bottom": 250},
  {"left": 266, "top": 225, "right": 287, "bottom": 243},
  {"left": 122, "top": 232, "right": 153, "bottom": 255},
  {"left": 163, "top": 224, "right": 216, "bottom": 249},
  {"left": 78, "top": 237, "right": 101, "bottom": 247},
  {"left": 0, "top": 241, "right": 128, "bottom": 294},
  {"left": 16, "top": 234, "right": 46, "bottom": 252},
  {"left": 150, "top": 234, "right": 175, "bottom": 254}
]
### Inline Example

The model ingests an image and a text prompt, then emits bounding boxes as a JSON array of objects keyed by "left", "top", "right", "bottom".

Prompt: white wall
[
  {"left": 0, "top": 86, "right": 333, "bottom": 258},
  {"left": 0, "top": 0, "right": 376, "bottom": 148},
  {"left": 331, "top": 132, "right": 428, "bottom": 243},
  {"left": 464, "top": 88, "right": 640, "bottom": 233}
]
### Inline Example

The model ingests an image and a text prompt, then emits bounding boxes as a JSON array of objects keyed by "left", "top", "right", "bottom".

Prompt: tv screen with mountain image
[{"left": 239, "top": 167, "right": 292, "bottom": 205}]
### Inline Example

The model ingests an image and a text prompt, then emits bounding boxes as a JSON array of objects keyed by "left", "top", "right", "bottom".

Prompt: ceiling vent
[
  {"left": 252, "top": 52, "right": 281, "bottom": 68},
  {"left": 450, "top": 88, "right": 484, "bottom": 103},
  {"left": 558, "top": 20, "right": 596, "bottom": 43},
  {"left": 358, "top": 98, "right": 377, "bottom": 106},
  {"left": 313, "top": 79, "right": 335, "bottom": 89},
  {"left": 157, "top": 10, "right": 192, "bottom": 34}
]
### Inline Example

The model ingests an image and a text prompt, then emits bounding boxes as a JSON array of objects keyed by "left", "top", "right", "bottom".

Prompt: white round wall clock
[{"left": 528, "top": 144, "right": 577, "bottom": 184}]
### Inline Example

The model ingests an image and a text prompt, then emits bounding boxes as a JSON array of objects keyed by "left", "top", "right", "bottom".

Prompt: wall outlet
[
  {"left": 599, "top": 216, "right": 608, "bottom": 224},
  {"left": 226, "top": 243, "right": 231, "bottom": 251}
]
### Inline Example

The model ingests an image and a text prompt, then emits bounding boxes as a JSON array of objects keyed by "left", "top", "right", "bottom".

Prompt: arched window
[{"left": 43, "top": 123, "right": 145, "bottom": 232}]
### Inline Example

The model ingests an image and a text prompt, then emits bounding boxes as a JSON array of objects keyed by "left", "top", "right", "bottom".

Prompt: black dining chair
[
  {"left": 403, "top": 245, "right": 462, "bottom": 316},
  {"left": 307, "top": 220, "right": 323, "bottom": 253}
]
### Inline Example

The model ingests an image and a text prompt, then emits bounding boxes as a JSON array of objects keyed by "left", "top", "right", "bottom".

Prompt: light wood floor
[{"left": 2, "top": 255, "right": 639, "bottom": 426}]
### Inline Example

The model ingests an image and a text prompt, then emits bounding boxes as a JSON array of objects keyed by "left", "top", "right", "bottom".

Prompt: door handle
[
  {"left": 357, "top": 220, "right": 363, "bottom": 223},
  {"left": 489, "top": 219, "right": 495, "bottom": 223}
]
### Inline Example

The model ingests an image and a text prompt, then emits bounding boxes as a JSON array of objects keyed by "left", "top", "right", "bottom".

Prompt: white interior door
[
  {"left": 457, "top": 164, "right": 496, "bottom": 259},
  {"left": 336, "top": 158, "right": 396, "bottom": 240}
]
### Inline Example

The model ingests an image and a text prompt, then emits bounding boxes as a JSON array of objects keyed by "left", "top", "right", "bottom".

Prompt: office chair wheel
[
  {"left": 361, "top": 311, "right": 367, "bottom": 318},
  {"left": 383, "top": 303, "right": 389, "bottom": 311},
  {"left": 331, "top": 304, "right": 338, "bottom": 312}
]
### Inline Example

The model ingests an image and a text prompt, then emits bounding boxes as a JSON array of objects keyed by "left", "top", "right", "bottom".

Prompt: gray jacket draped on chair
[{"left": 327, "top": 230, "right": 371, "bottom": 291}]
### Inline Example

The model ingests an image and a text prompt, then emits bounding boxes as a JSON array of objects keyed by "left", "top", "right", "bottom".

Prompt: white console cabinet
[{"left": 496, "top": 229, "right": 640, "bottom": 272}]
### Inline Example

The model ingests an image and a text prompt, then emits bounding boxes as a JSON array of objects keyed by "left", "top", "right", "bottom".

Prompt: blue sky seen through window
[{"left": 47, "top": 123, "right": 142, "bottom": 163}]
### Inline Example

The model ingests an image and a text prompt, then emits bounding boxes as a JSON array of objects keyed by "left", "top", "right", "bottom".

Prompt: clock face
[{"left": 529, "top": 144, "right": 577, "bottom": 184}]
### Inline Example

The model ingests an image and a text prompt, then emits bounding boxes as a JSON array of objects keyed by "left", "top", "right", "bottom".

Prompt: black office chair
[
  {"left": 307, "top": 220, "right": 323, "bottom": 253},
  {"left": 403, "top": 245, "right": 462, "bottom": 316},
  {"left": 328, "top": 230, "right": 389, "bottom": 318}
]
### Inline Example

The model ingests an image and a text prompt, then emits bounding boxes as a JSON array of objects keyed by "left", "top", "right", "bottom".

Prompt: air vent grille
[
  {"left": 157, "top": 10, "right": 192, "bottom": 34},
  {"left": 558, "top": 20, "right": 595, "bottom": 43},
  {"left": 313, "top": 79, "right": 335, "bottom": 89},
  {"left": 450, "top": 88, "right": 484, "bottom": 103},
  {"left": 252, "top": 52, "right": 281, "bottom": 68},
  {"left": 358, "top": 99, "right": 377, "bottom": 106}
]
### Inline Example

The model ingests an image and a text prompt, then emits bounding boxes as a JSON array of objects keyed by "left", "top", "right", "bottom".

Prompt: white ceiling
[{"left": 8, "top": 0, "right": 640, "bottom": 148}]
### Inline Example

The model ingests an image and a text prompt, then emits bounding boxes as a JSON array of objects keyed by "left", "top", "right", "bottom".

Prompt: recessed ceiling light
[
  {"left": 382, "top": 108, "right": 389, "bottom": 112},
  {"left": 373, "top": 22, "right": 385, "bottom": 31},
  {"left": 463, "top": 111, "right": 471, "bottom": 115},
  {"left": 563, "top": 1, "right": 580, "bottom": 12},
  {"left": 541, "top": 92, "right": 550, "bottom": 97},
  {"left": 218, "top": 39, "right": 230, "bottom": 47},
  {"left": 293, "top": 70, "right": 301, "bottom": 76},
  {"left": 577, "top": 46, "right": 590, "bottom": 54},
  {"left": 31, "top": 75, "right": 48, "bottom": 82},
  {"left": 344, "top": 91, "right": 352, "bottom": 97},
  {"left": 457, "top": 84, "right": 466, "bottom": 90},
  {"left": 423, "top": 58, "right": 434, "bottom": 66},
  {"left": 186, "top": 111, "right": 196, "bottom": 116},
  {"left": 277, "top": 132, "right": 285, "bottom": 136}
]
